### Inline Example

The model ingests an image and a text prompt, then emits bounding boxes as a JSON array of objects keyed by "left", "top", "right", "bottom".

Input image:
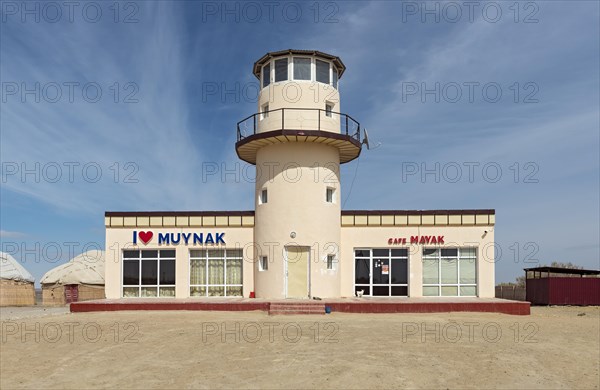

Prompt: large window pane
[
  {"left": 159, "top": 260, "right": 176, "bottom": 285},
  {"left": 316, "top": 60, "right": 330, "bottom": 84},
  {"left": 262, "top": 63, "right": 270, "bottom": 87},
  {"left": 355, "top": 259, "right": 369, "bottom": 284},
  {"left": 123, "top": 260, "right": 139, "bottom": 285},
  {"left": 461, "top": 248, "right": 477, "bottom": 257},
  {"left": 190, "top": 286, "right": 206, "bottom": 297},
  {"left": 372, "top": 259, "right": 389, "bottom": 284},
  {"left": 227, "top": 258, "right": 243, "bottom": 285},
  {"left": 391, "top": 259, "right": 407, "bottom": 284},
  {"left": 190, "top": 259, "right": 206, "bottom": 285},
  {"left": 423, "top": 259, "right": 439, "bottom": 284},
  {"left": 355, "top": 249, "right": 370, "bottom": 257},
  {"left": 141, "top": 260, "right": 157, "bottom": 285},
  {"left": 207, "top": 259, "right": 225, "bottom": 285},
  {"left": 293, "top": 58, "right": 311, "bottom": 80},
  {"left": 460, "top": 259, "right": 476, "bottom": 284},
  {"left": 373, "top": 249, "right": 388, "bottom": 257},
  {"left": 441, "top": 248, "right": 458, "bottom": 257},
  {"left": 441, "top": 259, "right": 458, "bottom": 284},
  {"left": 275, "top": 58, "right": 288, "bottom": 82}
]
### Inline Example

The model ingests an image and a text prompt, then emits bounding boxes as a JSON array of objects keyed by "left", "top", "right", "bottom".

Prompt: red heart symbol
[{"left": 138, "top": 231, "right": 153, "bottom": 245}]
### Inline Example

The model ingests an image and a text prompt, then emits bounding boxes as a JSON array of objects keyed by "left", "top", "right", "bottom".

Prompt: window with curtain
[
  {"left": 293, "top": 57, "right": 311, "bottom": 80},
  {"left": 262, "top": 63, "right": 270, "bottom": 88},
  {"left": 122, "top": 249, "right": 176, "bottom": 298},
  {"left": 190, "top": 249, "right": 243, "bottom": 297},
  {"left": 275, "top": 58, "right": 288, "bottom": 82},
  {"left": 316, "top": 59, "right": 330, "bottom": 84},
  {"left": 422, "top": 248, "right": 477, "bottom": 296}
]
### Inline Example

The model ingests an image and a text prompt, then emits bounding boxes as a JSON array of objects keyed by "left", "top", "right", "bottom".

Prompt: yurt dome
[
  {"left": 41, "top": 250, "right": 105, "bottom": 286},
  {"left": 0, "top": 251, "right": 35, "bottom": 283},
  {"left": 1, "top": 251, "right": 36, "bottom": 306}
]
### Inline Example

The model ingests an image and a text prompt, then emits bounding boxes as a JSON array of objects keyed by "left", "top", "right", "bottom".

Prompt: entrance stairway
[{"left": 268, "top": 302, "right": 326, "bottom": 315}]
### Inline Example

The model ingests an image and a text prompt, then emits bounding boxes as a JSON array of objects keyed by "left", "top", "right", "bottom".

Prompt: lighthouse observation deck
[
  {"left": 235, "top": 107, "right": 362, "bottom": 164},
  {"left": 235, "top": 49, "right": 364, "bottom": 165}
]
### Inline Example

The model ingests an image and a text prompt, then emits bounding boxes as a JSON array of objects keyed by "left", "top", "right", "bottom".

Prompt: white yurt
[
  {"left": 0, "top": 251, "right": 36, "bottom": 306},
  {"left": 41, "top": 250, "right": 105, "bottom": 306}
]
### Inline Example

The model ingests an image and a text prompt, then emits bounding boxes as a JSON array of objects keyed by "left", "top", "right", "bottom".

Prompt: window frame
[
  {"left": 316, "top": 59, "right": 331, "bottom": 85},
  {"left": 326, "top": 187, "right": 335, "bottom": 203},
  {"left": 422, "top": 247, "right": 478, "bottom": 297},
  {"left": 262, "top": 63, "right": 271, "bottom": 88},
  {"left": 274, "top": 58, "right": 289, "bottom": 83},
  {"left": 353, "top": 248, "right": 409, "bottom": 297},
  {"left": 326, "top": 254, "right": 336, "bottom": 270},
  {"left": 122, "top": 249, "right": 176, "bottom": 298},
  {"left": 259, "top": 256, "right": 268, "bottom": 271},
  {"left": 189, "top": 249, "right": 243, "bottom": 297},
  {"left": 259, "top": 188, "right": 268, "bottom": 204},
  {"left": 292, "top": 56, "right": 312, "bottom": 81}
]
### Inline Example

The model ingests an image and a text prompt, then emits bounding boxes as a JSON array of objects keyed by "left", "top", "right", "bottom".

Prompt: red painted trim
[{"left": 71, "top": 300, "right": 530, "bottom": 315}]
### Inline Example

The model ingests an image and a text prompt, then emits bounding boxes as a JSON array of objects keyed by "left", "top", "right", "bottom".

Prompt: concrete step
[{"left": 268, "top": 303, "right": 327, "bottom": 315}]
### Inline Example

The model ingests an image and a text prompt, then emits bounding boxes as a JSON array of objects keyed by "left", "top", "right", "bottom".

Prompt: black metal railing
[{"left": 237, "top": 107, "right": 361, "bottom": 143}]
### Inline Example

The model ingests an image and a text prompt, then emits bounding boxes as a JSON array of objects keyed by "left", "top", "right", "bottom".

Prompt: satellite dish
[{"left": 362, "top": 129, "right": 381, "bottom": 150}]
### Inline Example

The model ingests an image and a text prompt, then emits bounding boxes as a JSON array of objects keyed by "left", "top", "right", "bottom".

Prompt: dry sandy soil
[{"left": 1, "top": 306, "right": 598, "bottom": 389}]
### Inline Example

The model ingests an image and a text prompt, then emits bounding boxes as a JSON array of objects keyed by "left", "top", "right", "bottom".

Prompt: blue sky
[{"left": 1, "top": 1, "right": 599, "bottom": 285}]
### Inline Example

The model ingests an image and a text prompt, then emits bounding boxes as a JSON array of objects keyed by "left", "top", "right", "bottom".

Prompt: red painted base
[{"left": 71, "top": 299, "right": 530, "bottom": 315}]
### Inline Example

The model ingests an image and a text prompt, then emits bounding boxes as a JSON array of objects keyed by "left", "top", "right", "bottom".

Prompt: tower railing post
[
  {"left": 282, "top": 108, "right": 285, "bottom": 130},
  {"left": 318, "top": 109, "right": 321, "bottom": 131},
  {"left": 345, "top": 115, "right": 349, "bottom": 135}
]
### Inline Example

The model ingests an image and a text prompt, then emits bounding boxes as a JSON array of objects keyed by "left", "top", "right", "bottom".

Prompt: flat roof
[
  {"left": 524, "top": 266, "right": 600, "bottom": 275},
  {"left": 106, "top": 209, "right": 494, "bottom": 217}
]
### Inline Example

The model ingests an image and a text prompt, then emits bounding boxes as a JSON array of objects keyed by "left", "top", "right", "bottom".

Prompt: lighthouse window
[
  {"left": 261, "top": 104, "right": 269, "bottom": 120},
  {"left": 333, "top": 69, "right": 338, "bottom": 89},
  {"left": 262, "top": 63, "right": 270, "bottom": 88},
  {"left": 122, "top": 250, "right": 176, "bottom": 298},
  {"left": 259, "top": 256, "right": 268, "bottom": 271},
  {"left": 316, "top": 59, "right": 330, "bottom": 84},
  {"left": 275, "top": 58, "right": 288, "bottom": 82},
  {"left": 326, "top": 187, "right": 334, "bottom": 203},
  {"left": 327, "top": 255, "right": 335, "bottom": 270},
  {"left": 260, "top": 189, "right": 268, "bottom": 204},
  {"left": 293, "top": 57, "right": 311, "bottom": 80},
  {"left": 325, "top": 104, "right": 333, "bottom": 118},
  {"left": 422, "top": 247, "right": 477, "bottom": 297}
]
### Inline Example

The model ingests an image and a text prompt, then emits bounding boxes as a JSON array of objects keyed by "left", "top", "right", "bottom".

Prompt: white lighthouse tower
[{"left": 236, "top": 50, "right": 363, "bottom": 299}]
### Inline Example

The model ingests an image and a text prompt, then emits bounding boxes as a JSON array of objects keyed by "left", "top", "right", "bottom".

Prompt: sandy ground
[{"left": 1, "top": 306, "right": 598, "bottom": 389}]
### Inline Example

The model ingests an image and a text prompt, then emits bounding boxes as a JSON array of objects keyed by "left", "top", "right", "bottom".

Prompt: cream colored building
[{"left": 105, "top": 50, "right": 495, "bottom": 300}]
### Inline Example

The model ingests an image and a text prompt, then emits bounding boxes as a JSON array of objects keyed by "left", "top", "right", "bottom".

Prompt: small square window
[
  {"left": 260, "top": 189, "right": 268, "bottom": 204},
  {"left": 261, "top": 104, "right": 269, "bottom": 120},
  {"left": 326, "top": 188, "right": 334, "bottom": 203},
  {"left": 327, "top": 255, "right": 335, "bottom": 270},
  {"left": 259, "top": 256, "right": 268, "bottom": 271},
  {"left": 325, "top": 104, "right": 333, "bottom": 118}
]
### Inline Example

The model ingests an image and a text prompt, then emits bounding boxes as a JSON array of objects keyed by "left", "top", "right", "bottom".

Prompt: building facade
[{"left": 104, "top": 50, "right": 496, "bottom": 300}]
